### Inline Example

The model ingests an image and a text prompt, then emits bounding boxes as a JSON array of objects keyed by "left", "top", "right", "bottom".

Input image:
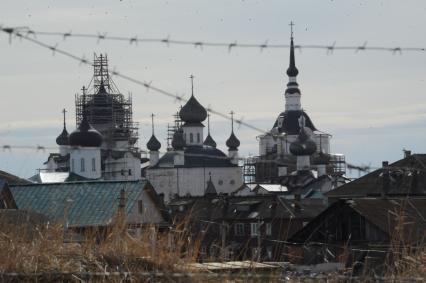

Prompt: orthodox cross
[
  {"left": 190, "top": 74, "right": 194, "bottom": 96},
  {"left": 289, "top": 21, "right": 295, "bottom": 38},
  {"left": 62, "top": 108, "right": 67, "bottom": 129},
  {"left": 230, "top": 110, "right": 235, "bottom": 132},
  {"left": 151, "top": 113, "right": 155, "bottom": 135}
]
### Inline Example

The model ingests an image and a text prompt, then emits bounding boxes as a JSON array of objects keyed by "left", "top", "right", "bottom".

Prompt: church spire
[
  {"left": 286, "top": 21, "right": 299, "bottom": 78},
  {"left": 284, "top": 21, "right": 302, "bottom": 111}
]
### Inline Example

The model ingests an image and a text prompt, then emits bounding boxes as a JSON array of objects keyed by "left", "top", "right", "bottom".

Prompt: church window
[
  {"left": 197, "top": 133, "right": 200, "bottom": 142},
  {"left": 92, "top": 158, "right": 96, "bottom": 171},
  {"left": 190, "top": 133, "right": 193, "bottom": 143},
  {"left": 81, "top": 158, "right": 85, "bottom": 172},
  {"left": 129, "top": 169, "right": 132, "bottom": 175}
]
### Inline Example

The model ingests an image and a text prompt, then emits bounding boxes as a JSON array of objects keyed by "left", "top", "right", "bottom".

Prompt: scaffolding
[
  {"left": 75, "top": 54, "right": 139, "bottom": 147},
  {"left": 166, "top": 112, "right": 182, "bottom": 151}
]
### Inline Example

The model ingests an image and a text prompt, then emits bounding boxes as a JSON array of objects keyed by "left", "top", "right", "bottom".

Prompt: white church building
[{"left": 145, "top": 77, "right": 243, "bottom": 201}]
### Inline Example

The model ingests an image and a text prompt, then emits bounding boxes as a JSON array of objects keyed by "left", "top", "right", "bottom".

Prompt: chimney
[
  {"left": 404, "top": 149, "right": 411, "bottom": 158},
  {"left": 381, "top": 161, "right": 389, "bottom": 198}
]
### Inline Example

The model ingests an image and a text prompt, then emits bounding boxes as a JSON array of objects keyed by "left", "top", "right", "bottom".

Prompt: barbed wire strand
[
  {"left": 2, "top": 27, "right": 426, "bottom": 54},
  {"left": 0, "top": 27, "right": 267, "bottom": 136}
]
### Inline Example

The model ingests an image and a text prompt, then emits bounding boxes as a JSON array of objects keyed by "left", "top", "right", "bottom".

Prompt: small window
[
  {"left": 197, "top": 133, "right": 200, "bottom": 142},
  {"left": 230, "top": 180, "right": 235, "bottom": 185},
  {"left": 190, "top": 133, "right": 194, "bottom": 143},
  {"left": 80, "top": 158, "right": 85, "bottom": 172},
  {"left": 92, "top": 158, "right": 96, "bottom": 172},
  {"left": 121, "top": 169, "right": 125, "bottom": 176},
  {"left": 234, "top": 223, "right": 245, "bottom": 236},
  {"left": 129, "top": 169, "right": 132, "bottom": 176},
  {"left": 138, "top": 200, "right": 143, "bottom": 214},
  {"left": 251, "top": 222, "right": 259, "bottom": 237},
  {"left": 266, "top": 223, "right": 272, "bottom": 236},
  {"left": 218, "top": 180, "right": 223, "bottom": 185}
]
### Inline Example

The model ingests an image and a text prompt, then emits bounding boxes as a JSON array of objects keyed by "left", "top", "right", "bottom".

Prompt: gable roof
[
  {"left": 290, "top": 198, "right": 426, "bottom": 244},
  {"left": 0, "top": 170, "right": 31, "bottom": 185},
  {"left": 10, "top": 180, "right": 152, "bottom": 228},
  {"left": 327, "top": 154, "right": 426, "bottom": 198},
  {"left": 152, "top": 145, "right": 236, "bottom": 169}
]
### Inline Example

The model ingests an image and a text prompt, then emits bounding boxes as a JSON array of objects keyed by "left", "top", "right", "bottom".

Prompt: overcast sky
[{"left": 1, "top": 0, "right": 426, "bottom": 178}]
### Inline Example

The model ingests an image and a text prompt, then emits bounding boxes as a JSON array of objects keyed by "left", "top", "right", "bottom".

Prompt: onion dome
[
  {"left": 179, "top": 95, "right": 207, "bottom": 124},
  {"left": 180, "top": 75, "right": 207, "bottom": 124},
  {"left": 289, "top": 127, "right": 317, "bottom": 156},
  {"left": 56, "top": 128, "right": 69, "bottom": 146},
  {"left": 203, "top": 113, "right": 216, "bottom": 147},
  {"left": 204, "top": 134, "right": 217, "bottom": 148},
  {"left": 171, "top": 128, "right": 185, "bottom": 150},
  {"left": 69, "top": 117, "right": 103, "bottom": 147},
  {"left": 314, "top": 152, "right": 330, "bottom": 165},
  {"left": 56, "top": 109, "right": 69, "bottom": 146},
  {"left": 226, "top": 111, "right": 240, "bottom": 150},
  {"left": 147, "top": 135, "right": 161, "bottom": 151},
  {"left": 226, "top": 132, "right": 240, "bottom": 150}
]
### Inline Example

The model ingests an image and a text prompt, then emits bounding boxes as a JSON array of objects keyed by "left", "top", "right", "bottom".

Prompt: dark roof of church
[
  {"left": 327, "top": 154, "right": 426, "bottom": 198},
  {"left": 273, "top": 110, "right": 317, "bottom": 135},
  {"left": 152, "top": 145, "right": 236, "bottom": 168}
]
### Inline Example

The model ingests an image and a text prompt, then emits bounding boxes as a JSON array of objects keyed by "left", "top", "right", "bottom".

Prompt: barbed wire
[
  {"left": 2, "top": 26, "right": 426, "bottom": 54},
  {"left": 0, "top": 26, "right": 266, "bottom": 136}
]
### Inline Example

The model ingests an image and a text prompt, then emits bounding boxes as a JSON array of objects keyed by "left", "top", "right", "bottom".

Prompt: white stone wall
[
  {"left": 103, "top": 152, "right": 141, "bottom": 181},
  {"left": 70, "top": 147, "right": 102, "bottom": 179},
  {"left": 182, "top": 125, "right": 204, "bottom": 146},
  {"left": 146, "top": 166, "right": 243, "bottom": 201}
]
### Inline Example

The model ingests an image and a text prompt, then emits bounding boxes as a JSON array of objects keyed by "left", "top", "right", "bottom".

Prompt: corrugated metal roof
[{"left": 10, "top": 180, "right": 148, "bottom": 228}]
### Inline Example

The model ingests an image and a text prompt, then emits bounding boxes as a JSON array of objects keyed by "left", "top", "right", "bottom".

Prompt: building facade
[{"left": 145, "top": 78, "right": 243, "bottom": 201}]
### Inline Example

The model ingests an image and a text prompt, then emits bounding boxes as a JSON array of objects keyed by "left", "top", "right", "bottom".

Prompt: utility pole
[
  {"left": 221, "top": 220, "right": 226, "bottom": 262},
  {"left": 257, "top": 218, "right": 261, "bottom": 262}
]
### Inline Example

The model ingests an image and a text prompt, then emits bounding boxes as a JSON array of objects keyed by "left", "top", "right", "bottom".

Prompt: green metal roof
[{"left": 10, "top": 180, "right": 148, "bottom": 228}]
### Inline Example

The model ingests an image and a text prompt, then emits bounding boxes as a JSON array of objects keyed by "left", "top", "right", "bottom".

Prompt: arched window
[
  {"left": 80, "top": 158, "right": 85, "bottom": 172},
  {"left": 92, "top": 158, "right": 96, "bottom": 172},
  {"left": 197, "top": 133, "right": 200, "bottom": 143},
  {"left": 190, "top": 133, "right": 194, "bottom": 143}
]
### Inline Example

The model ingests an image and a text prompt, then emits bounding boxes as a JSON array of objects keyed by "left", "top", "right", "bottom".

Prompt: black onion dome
[
  {"left": 314, "top": 152, "right": 330, "bottom": 165},
  {"left": 171, "top": 129, "right": 185, "bottom": 150},
  {"left": 179, "top": 95, "right": 207, "bottom": 124},
  {"left": 147, "top": 135, "right": 161, "bottom": 151},
  {"left": 69, "top": 117, "right": 103, "bottom": 147},
  {"left": 203, "top": 134, "right": 217, "bottom": 148},
  {"left": 226, "top": 132, "right": 240, "bottom": 150},
  {"left": 56, "top": 128, "right": 69, "bottom": 146},
  {"left": 286, "top": 38, "right": 299, "bottom": 77},
  {"left": 289, "top": 127, "right": 317, "bottom": 156}
]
